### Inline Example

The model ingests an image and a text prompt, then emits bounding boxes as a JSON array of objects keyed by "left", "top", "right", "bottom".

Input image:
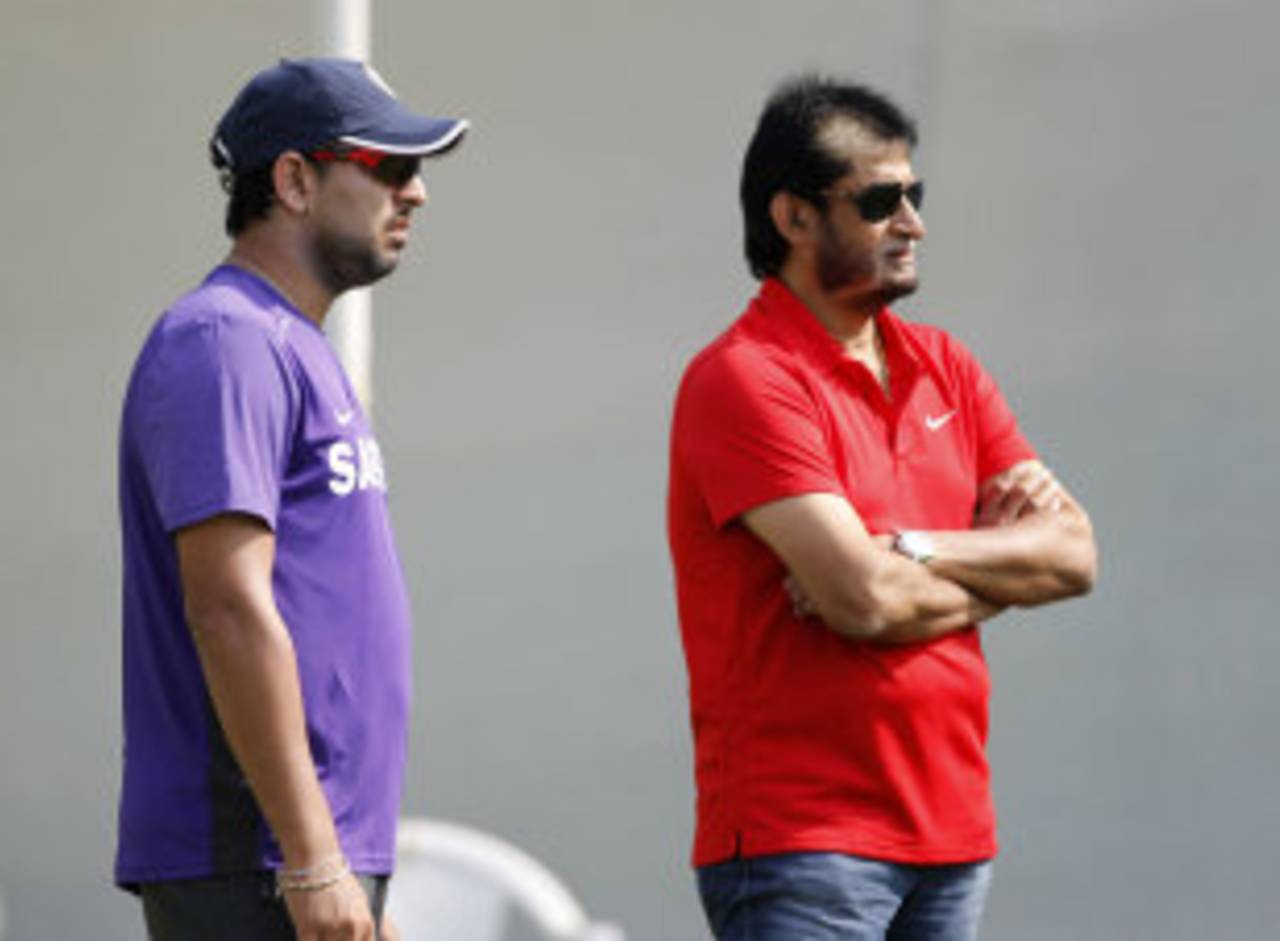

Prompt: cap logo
[
  {"left": 362, "top": 63, "right": 397, "bottom": 99},
  {"left": 211, "top": 136, "right": 234, "bottom": 169}
]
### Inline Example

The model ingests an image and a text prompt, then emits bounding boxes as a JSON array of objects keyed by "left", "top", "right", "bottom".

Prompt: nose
[
  {"left": 891, "top": 195, "right": 926, "bottom": 241},
  {"left": 398, "top": 174, "right": 428, "bottom": 208}
]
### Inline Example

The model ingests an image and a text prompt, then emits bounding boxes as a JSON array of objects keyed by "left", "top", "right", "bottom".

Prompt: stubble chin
[
  {"left": 313, "top": 232, "right": 398, "bottom": 294},
  {"left": 880, "top": 274, "right": 919, "bottom": 303},
  {"left": 863, "top": 286, "right": 911, "bottom": 311},
  {"left": 820, "top": 260, "right": 919, "bottom": 307}
]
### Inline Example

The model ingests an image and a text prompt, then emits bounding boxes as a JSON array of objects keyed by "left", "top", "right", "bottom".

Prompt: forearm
[
  {"left": 747, "top": 494, "right": 1006, "bottom": 645},
  {"left": 925, "top": 506, "right": 1097, "bottom": 606},
  {"left": 867, "top": 580, "right": 1004, "bottom": 645},
  {"left": 189, "top": 603, "right": 340, "bottom": 868},
  {"left": 818, "top": 550, "right": 1006, "bottom": 644}
]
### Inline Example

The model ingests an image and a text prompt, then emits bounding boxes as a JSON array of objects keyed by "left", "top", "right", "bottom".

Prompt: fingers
[
  {"left": 977, "top": 463, "right": 1066, "bottom": 526},
  {"left": 286, "top": 873, "right": 376, "bottom": 941},
  {"left": 1014, "top": 465, "right": 1060, "bottom": 518},
  {"left": 381, "top": 912, "right": 402, "bottom": 941},
  {"left": 975, "top": 486, "right": 1015, "bottom": 527}
]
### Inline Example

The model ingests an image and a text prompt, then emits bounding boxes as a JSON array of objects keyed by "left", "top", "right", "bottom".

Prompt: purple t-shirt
[{"left": 115, "top": 265, "right": 413, "bottom": 886}]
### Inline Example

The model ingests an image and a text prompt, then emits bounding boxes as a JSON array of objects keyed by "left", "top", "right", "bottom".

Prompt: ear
[
  {"left": 271, "top": 152, "right": 317, "bottom": 215},
  {"left": 768, "top": 191, "right": 816, "bottom": 248}
]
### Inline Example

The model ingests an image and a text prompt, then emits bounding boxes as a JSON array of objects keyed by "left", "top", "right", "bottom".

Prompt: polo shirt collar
[
  {"left": 754, "top": 277, "right": 848, "bottom": 371},
  {"left": 754, "top": 278, "right": 928, "bottom": 395}
]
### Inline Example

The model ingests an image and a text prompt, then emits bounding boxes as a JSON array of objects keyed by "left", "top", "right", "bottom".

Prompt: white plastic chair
[{"left": 386, "top": 817, "right": 625, "bottom": 941}]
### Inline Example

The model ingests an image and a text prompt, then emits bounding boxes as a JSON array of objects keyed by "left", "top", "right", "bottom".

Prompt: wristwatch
[{"left": 892, "top": 529, "right": 936, "bottom": 564}]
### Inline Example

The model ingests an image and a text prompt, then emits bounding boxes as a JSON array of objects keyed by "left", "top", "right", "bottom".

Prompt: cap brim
[{"left": 340, "top": 103, "right": 469, "bottom": 157}]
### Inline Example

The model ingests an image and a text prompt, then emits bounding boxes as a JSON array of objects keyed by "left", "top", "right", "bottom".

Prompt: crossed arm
[
  {"left": 926, "top": 461, "right": 1097, "bottom": 606},
  {"left": 743, "top": 460, "right": 1097, "bottom": 645}
]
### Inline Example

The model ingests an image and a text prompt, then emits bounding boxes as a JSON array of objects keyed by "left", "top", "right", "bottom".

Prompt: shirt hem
[
  {"left": 115, "top": 852, "right": 398, "bottom": 891},
  {"left": 693, "top": 832, "right": 998, "bottom": 869},
  {"left": 163, "top": 497, "right": 276, "bottom": 535}
]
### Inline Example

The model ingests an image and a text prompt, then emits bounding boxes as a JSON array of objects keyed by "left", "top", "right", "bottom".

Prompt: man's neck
[
  {"left": 778, "top": 271, "right": 881, "bottom": 356},
  {"left": 225, "top": 229, "right": 334, "bottom": 327},
  {"left": 779, "top": 270, "right": 891, "bottom": 395}
]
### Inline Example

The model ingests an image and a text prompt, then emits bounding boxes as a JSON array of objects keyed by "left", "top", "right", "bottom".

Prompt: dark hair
[
  {"left": 212, "top": 146, "right": 336, "bottom": 237},
  {"left": 220, "top": 166, "right": 276, "bottom": 237},
  {"left": 740, "top": 75, "right": 918, "bottom": 279},
  {"left": 209, "top": 134, "right": 280, "bottom": 237}
]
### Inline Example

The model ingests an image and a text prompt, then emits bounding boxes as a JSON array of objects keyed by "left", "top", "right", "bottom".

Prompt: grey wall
[{"left": 3, "top": 1, "right": 1278, "bottom": 938}]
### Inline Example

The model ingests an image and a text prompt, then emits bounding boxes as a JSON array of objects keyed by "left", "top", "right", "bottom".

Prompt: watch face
[{"left": 898, "top": 530, "right": 935, "bottom": 562}]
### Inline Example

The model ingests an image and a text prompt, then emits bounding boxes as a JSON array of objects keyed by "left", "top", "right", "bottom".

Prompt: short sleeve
[
  {"left": 951, "top": 338, "right": 1036, "bottom": 481},
  {"left": 135, "top": 315, "right": 296, "bottom": 532},
  {"left": 673, "top": 345, "right": 844, "bottom": 528}
]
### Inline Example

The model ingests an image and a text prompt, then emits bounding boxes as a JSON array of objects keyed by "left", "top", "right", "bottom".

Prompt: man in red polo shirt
[{"left": 667, "top": 76, "right": 1098, "bottom": 940}]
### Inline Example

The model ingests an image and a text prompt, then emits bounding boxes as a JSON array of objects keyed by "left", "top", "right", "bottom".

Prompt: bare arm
[
  {"left": 176, "top": 514, "right": 374, "bottom": 940},
  {"left": 924, "top": 461, "right": 1098, "bottom": 606},
  {"left": 743, "top": 493, "right": 1005, "bottom": 645}
]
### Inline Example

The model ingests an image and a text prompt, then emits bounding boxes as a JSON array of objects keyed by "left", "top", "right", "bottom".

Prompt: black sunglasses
[{"left": 825, "top": 180, "right": 925, "bottom": 223}]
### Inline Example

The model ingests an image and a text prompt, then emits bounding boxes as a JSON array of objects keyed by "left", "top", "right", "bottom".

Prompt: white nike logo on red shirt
[{"left": 925, "top": 410, "right": 957, "bottom": 431}]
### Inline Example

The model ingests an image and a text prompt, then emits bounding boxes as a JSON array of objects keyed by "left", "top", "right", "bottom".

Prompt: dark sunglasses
[
  {"left": 825, "top": 180, "right": 925, "bottom": 223},
  {"left": 308, "top": 145, "right": 422, "bottom": 188}
]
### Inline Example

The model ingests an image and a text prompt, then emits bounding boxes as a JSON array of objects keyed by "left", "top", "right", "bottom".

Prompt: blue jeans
[{"left": 698, "top": 852, "right": 993, "bottom": 941}]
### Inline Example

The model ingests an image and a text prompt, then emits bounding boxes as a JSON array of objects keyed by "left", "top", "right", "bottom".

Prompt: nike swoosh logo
[
  {"left": 925, "top": 410, "right": 957, "bottom": 431},
  {"left": 335, "top": 408, "right": 356, "bottom": 427}
]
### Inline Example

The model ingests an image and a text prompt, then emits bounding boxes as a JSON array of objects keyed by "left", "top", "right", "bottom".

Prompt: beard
[
  {"left": 866, "top": 271, "right": 919, "bottom": 307},
  {"left": 310, "top": 227, "right": 398, "bottom": 295},
  {"left": 816, "top": 218, "right": 919, "bottom": 305}
]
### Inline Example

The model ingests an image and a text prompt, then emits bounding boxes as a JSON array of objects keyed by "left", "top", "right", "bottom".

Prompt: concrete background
[{"left": 2, "top": 1, "right": 1277, "bottom": 938}]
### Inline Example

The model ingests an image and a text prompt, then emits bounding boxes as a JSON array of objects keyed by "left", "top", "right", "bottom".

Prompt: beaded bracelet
[{"left": 275, "top": 854, "right": 351, "bottom": 896}]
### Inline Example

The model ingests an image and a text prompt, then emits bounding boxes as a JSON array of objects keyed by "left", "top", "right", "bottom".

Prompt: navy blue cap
[{"left": 211, "top": 57, "right": 468, "bottom": 174}]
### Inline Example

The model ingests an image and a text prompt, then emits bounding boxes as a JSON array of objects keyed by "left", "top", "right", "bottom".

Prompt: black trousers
[{"left": 139, "top": 871, "right": 389, "bottom": 941}]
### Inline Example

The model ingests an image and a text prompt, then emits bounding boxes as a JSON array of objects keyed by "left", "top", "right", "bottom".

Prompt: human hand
[
  {"left": 381, "top": 911, "right": 402, "bottom": 941},
  {"left": 283, "top": 871, "right": 377, "bottom": 941},
  {"left": 976, "top": 461, "right": 1064, "bottom": 527}
]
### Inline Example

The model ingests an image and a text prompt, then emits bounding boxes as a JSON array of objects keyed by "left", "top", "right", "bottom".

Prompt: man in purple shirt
[{"left": 116, "top": 58, "right": 467, "bottom": 940}]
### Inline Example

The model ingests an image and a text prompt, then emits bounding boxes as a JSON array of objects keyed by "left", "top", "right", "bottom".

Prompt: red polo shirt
[{"left": 667, "top": 278, "right": 1035, "bottom": 867}]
